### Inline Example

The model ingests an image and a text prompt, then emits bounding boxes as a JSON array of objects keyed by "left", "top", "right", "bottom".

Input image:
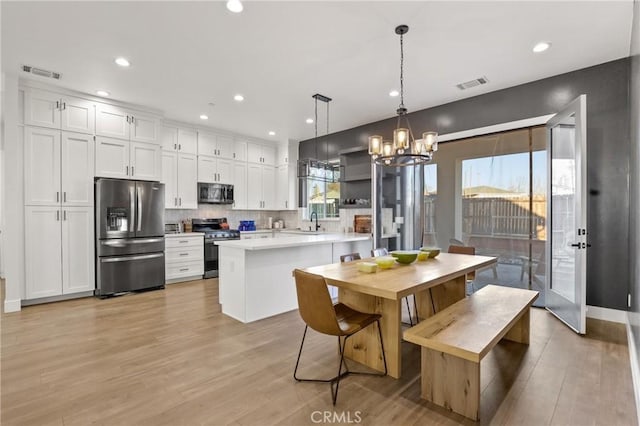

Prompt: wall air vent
[
  {"left": 456, "top": 76, "right": 488, "bottom": 90},
  {"left": 22, "top": 65, "right": 62, "bottom": 80}
]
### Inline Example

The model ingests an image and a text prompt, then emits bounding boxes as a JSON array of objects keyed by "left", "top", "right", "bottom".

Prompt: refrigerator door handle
[
  {"left": 137, "top": 187, "right": 142, "bottom": 232},
  {"left": 100, "top": 237, "right": 164, "bottom": 247},
  {"left": 129, "top": 185, "right": 136, "bottom": 233},
  {"left": 101, "top": 253, "right": 164, "bottom": 263}
]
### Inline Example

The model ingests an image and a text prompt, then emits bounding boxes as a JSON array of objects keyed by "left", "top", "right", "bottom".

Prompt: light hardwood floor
[{"left": 1, "top": 279, "right": 637, "bottom": 425}]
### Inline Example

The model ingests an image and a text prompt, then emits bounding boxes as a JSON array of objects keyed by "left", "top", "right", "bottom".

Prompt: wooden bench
[{"left": 403, "top": 285, "right": 539, "bottom": 421}]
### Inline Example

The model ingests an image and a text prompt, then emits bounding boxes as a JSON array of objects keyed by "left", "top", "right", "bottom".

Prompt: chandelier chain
[
  {"left": 399, "top": 32, "right": 405, "bottom": 110},
  {"left": 314, "top": 95, "right": 318, "bottom": 159}
]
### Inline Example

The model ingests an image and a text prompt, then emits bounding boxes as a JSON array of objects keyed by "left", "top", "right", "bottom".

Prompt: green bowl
[
  {"left": 420, "top": 247, "right": 440, "bottom": 258},
  {"left": 390, "top": 250, "right": 418, "bottom": 264}
]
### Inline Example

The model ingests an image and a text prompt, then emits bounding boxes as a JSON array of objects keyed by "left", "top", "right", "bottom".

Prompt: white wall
[{"left": 1, "top": 72, "right": 24, "bottom": 311}]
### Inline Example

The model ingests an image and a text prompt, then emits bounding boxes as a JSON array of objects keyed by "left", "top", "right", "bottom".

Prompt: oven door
[{"left": 204, "top": 239, "right": 219, "bottom": 278}]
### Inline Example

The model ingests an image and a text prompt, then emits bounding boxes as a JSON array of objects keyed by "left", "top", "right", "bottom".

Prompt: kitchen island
[{"left": 216, "top": 233, "right": 372, "bottom": 323}]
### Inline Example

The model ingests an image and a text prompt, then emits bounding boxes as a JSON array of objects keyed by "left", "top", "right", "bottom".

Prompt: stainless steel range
[{"left": 192, "top": 218, "right": 240, "bottom": 278}]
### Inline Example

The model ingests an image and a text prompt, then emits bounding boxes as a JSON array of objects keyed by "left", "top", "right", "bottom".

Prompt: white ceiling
[{"left": 1, "top": 1, "right": 633, "bottom": 143}]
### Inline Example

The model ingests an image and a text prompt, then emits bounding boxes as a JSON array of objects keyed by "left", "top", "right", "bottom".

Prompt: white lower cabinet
[
  {"left": 162, "top": 152, "right": 197, "bottom": 209},
  {"left": 25, "top": 206, "right": 95, "bottom": 299},
  {"left": 165, "top": 234, "right": 204, "bottom": 282}
]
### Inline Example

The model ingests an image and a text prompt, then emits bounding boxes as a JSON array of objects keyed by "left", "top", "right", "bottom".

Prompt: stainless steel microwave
[{"left": 198, "top": 183, "right": 234, "bottom": 204}]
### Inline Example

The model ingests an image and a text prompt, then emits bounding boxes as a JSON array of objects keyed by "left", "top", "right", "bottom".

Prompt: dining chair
[
  {"left": 293, "top": 269, "right": 387, "bottom": 405},
  {"left": 339, "top": 252, "right": 361, "bottom": 263},
  {"left": 448, "top": 244, "right": 477, "bottom": 294},
  {"left": 371, "top": 248, "right": 419, "bottom": 326}
]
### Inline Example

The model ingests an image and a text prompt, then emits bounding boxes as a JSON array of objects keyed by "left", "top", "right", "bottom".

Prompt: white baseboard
[
  {"left": 626, "top": 315, "right": 640, "bottom": 426},
  {"left": 586, "top": 305, "right": 627, "bottom": 323},
  {"left": 3, "top": 298, "right": 21, "bottom": 313}
]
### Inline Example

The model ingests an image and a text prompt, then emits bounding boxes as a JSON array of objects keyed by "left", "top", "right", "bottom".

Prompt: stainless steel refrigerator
[{"left": 95, "top": 178, "right": 165, "bottom": 297}]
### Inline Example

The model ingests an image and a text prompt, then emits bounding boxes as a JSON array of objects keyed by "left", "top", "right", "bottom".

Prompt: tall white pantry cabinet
[{"left": 23, "top": 88, "right": 96, "bottom": 299}]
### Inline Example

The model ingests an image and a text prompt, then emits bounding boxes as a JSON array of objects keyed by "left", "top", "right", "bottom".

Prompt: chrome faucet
[{"left": 310, "top": 212, "right": 320, "bottom": 231}]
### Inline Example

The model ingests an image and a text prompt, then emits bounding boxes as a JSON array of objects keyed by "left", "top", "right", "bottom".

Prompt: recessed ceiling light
[
  {"left": 226, "top": 0, "right": 243, "bottom": 13},
  {"left": 306, "top": 118, "right": 314, "bottom": 124},
  {"left": 268, "top": 131, "right": 276, "bottom": 136},
  {"left": 200, "top": 114, "right": 209, "bottom": 120},
  {"left": 234, "top": 94, "right": 244, "bottom": 102},
  {"left": 389, "top": 90, "right": 400, "bottom": 97},
  {"left": 532, "top": 42, "right": 551, "bottom": 53},
  {"left": 115, "top": 57, "right": 130, "bottom": 67},
  {"left": 96, "top": 90, "right": 110, "bottom": 97}
]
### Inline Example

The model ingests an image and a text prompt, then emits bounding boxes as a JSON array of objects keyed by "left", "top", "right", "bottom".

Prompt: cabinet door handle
[
  {"left": 179, "top": 268, "right": 189, "bottom": 272},
  {"left": 56, "top": 210, "right": 60, "bottom": 221},
  {"left": 63, "top": 192, "right": 67, "bottom": 202},
  {"left": 131, "top": 166, "right": 134, "bottom": 176},
  {"left": 179, "top": 197, "right": 182, "bottom": 206},
  {"left": 174, "top": 143, "right": 177, "bottom": 150},
  {"left": 233, "top": 153, "right": 236, "bottom": 159},
  {"left": 62, "top": 102, "right": 66, "bottom": 110},
  {"left": 175, "top": 197, "right": 178, "bottom": 206},
  {"left": 179, "top": 253, "right": 189, "bottom": 256},
  {"left": 178, "top": 144, "right": 181, "bottom": 150},
  {"left": 56, "top": 100, "right": 60, "bottom": 109},
  {"left": 130, "top": 116, "right": 135, "bottom": 124},
  {"left": 126, "top": 165, "right": 129, "bottom": 175},
  {"left": 56, "top": 191, "right": 59, "bottom": 202},
  {"left": 285, "top": 200, "right": 288, "bottom": 208},
  {"left": 63, "top": 210, "right": 67, "bottom": 221}
]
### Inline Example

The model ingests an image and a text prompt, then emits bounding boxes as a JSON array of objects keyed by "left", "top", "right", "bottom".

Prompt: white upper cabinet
[
  {"left": 233, "top": 161, "right": 248, "bottom": 210},
  {"left": 96, "top": 104, "right": 130, "bottom": 140},
  {"left": 234, "top": 139, "right": 247, "bottom": 162},
  {"left": 96, "top": 104, "right": 159, "bottom": 144},
  {"left": 278, "top": 141, "right": 299, "bottom": 166},
  {"left": 95, "top": 136, "right": 161, "bottom": 181},
  {"left": 60, "top": 96, "right": 95, "bottom": 135},
  {"left": 95, "top": 136, "right": 130, "bottom": 179},
  {"left": 246, "top": 164, "right": 275, "bottom": 210},
  {"left": 178, "top": 128, "right": 197, "bottom": 154},
  {"left": 162, "top": 151, "right": 178, "bottom": 209},
  {"left": 130, "top": 141, "right": 162, "bottom": 181},
  {"left": 61, "top": 132, "right": 94, "bottom": 206},
  {"left": 164, "top": 152, "right": 197, "bottom": 209},
  {"left": 197, "top": 131, "right": 234, "bottom": 159},
  {"left": 197, "top": 156, "right": 233, "bottom": 184},
  {"left": 25, "top": 127, "right": 61, "bottom": 206},
  {"left": 247, "top": 142, "right": 276, "bottom": 166},
  {"left": 177, "top": 153, "right": 198, "bottom": 209},
  {"left": 25, "top": 89, "right": 95, "bottom": 135},
  {"left": 163, "top": 126, "right": 197, "bottom": 154}
]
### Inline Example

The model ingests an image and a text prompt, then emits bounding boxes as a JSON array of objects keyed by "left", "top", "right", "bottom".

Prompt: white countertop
[
  {"left": 216, "top": 233, "right": 372, "bottom": 250},
  {"left": 165, "top": 232, "right": 205, "bottom": 238}
]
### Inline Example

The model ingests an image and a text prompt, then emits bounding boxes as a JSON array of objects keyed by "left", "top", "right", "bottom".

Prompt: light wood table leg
[
  {"left": 503, "top": 308, "right": 530, "bottom": 344},
  {"left": 338, "top": 288, "right": 402, "bottom": 378},
  {"left": 422, "top": 348, "right": 480, "bottom": 421},
  {"left": 415, "top": 275, "right": 466, "bottom": 321}
]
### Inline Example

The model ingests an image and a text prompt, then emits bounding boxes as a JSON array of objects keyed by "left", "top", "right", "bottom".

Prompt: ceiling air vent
[
  {"left": 456, "top": 76, "right": 488, "bottom": 90},
  {"left": 22, "top": 65, "right": 62, "bottom": 80}
]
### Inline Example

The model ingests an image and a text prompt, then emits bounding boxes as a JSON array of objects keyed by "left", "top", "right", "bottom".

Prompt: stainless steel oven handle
[{"left": 101, "top": 253, "right": 164, "bottom": 263}]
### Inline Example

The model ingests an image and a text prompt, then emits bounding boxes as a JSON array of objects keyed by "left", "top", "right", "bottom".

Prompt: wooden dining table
[{"left": 301, "top": 252, "right": 497, "bottom": 379}]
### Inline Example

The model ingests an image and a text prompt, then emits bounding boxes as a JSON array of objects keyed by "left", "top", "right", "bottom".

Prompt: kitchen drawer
[
  {"left": 165, "top": 260, "right": 204, "bottom": 280},
  {"left": 165, "top": 246, "right": 204, "bottom": 263},
  {"left": 166, "top": 235, "right": 203, "bottom": 249}
]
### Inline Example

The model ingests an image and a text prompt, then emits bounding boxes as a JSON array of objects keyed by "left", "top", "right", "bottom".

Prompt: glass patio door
[{"left": 545, "top": 95, "right": 588, "bottom": 334}]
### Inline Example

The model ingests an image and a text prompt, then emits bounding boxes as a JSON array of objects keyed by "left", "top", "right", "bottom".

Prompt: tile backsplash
[{"left": 166, "top": 206, "right": 393, "bottom": 233}]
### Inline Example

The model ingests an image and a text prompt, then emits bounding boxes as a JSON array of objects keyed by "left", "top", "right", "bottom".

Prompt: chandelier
[
  {"left": 368, "top": 25, "right": 438, "bottom": 167},
  {"left": 297, "top": 93, "right": 340, "bottom": 183}
]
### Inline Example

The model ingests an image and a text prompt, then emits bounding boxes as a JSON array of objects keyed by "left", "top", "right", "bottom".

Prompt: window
[
  {"left": 423, "top": 164, "right": 437, "bottom": 246},
  {"left": 306, "top": 165, "right": 340, "bottom": 219}
]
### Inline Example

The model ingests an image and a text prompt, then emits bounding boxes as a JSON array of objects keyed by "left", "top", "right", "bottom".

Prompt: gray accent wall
[
  {"left": 300, "top": 58, "right": 631, "bottom": 310},
  {"left": 628, "top": 0, "right": 640, "bottom": 408}
]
